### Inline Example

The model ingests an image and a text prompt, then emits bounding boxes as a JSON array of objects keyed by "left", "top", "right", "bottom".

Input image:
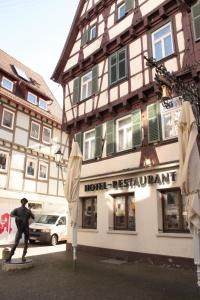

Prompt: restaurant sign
[{"left": 85, "top": 171, "right": 177, "bottom": 192}]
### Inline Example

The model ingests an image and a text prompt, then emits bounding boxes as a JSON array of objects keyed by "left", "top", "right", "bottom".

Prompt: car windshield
[{"left": 36, "top": 215, "right": 59, "bottom": 224}]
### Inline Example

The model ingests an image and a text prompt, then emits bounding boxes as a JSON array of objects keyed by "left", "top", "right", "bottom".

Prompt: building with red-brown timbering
[
  {"left": 0, "top": 50, "right": 68, "bottom": 244},
  {"left": 52, "top": 0, "right": 200, "bottom": 265}
]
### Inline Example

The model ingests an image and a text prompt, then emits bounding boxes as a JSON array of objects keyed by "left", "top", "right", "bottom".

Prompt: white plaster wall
[
  {"left": 129, "top": 39, "right": 142, "bottom": 59},
  {"left": 10, "top": 151, "right": 25, "bottom": 170},
  {"left": 83, "top": 37, "right": 103, "bottom": 59},
  {"left": 140, "top": 0, "right": 165, "bottom": 17},
  {"left": 50, "top": 161, "right": 58, "bottom": 178},
  {"left": 49, "top": 179, "right": 58, "bottom": 195},
  {"left": 9, "top": 171, "right": 23, "bottom": 190},
  {"left": 64, "top": 54, "right": 79, "bottom": 72},
  {"left": 52, "top": 127, "right": 61, "bottom": 144},
  {"left": 0, "top": 129, "right": 13, "bottom": 142},
  {"left": 58, "top": 181, "right": 64, "bottom": 197},
  {"left": 109, "top": 14, "right": 133, "bottom": 40},
  {"left": 156, "top": 143, "right": 179, "bottom": 164},
  {"left": 14, "top": 128, "right": 28, "bottom": 147},
  {"left": 37, "top": 182, "right": 48, "bottom": 194},
  {"left": 24, "top": 180, "right": 36, "bottom": 193},
  {"left": 16, "top": 111, "right": 29, "bottom": 130},
  {"left": 0, "top": 174, "right": 7, "bottom": 188}
]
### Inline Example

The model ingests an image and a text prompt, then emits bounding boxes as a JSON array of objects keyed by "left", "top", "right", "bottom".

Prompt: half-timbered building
[
  {"left": 52, "top": 0, "right": 200, "bottom": 265},
  {"left": 0, "top": 50, "right": 68, "bottom": 244}
]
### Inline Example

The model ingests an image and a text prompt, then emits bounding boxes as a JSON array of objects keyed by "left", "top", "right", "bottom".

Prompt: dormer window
[
  {"left": 39, "top": 98, "right": 47, "bottom": 110},
  {"left": 27, "top": 92, "right": 37, "bottom": 105},
  {"left": 1, "top": 77, "right": 13, "bottom": 92}
]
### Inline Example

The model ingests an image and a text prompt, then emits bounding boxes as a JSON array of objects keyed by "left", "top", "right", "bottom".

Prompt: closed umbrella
[
  {"left": 178, "top": 101, "right": 200, "bottom": 286},
  {"left": 64, "top": 141, "right": 82, "bottom": 268}
]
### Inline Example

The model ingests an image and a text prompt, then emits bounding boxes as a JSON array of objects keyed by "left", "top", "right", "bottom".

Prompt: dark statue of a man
[{"left": 6, "top": 198, "right": 35, "bottom": 263}]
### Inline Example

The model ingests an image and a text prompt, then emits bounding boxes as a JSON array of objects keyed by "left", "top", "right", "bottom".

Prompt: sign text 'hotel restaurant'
[{"left": 84, "top": 171, "right": 177, "bottom": 192}]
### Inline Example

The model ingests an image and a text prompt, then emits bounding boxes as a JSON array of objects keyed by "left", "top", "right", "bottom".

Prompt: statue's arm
[
  {"left": 10, "top": 209, "right": 17, "bottom": 218},
  {"left": 30, "top": 211, "right": 35, "bottom": 220}
]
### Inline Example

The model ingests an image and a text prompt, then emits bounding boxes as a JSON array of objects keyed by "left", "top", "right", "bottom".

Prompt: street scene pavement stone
[{"left": 0, "top": 243, "right": 200, "bottom": 300}]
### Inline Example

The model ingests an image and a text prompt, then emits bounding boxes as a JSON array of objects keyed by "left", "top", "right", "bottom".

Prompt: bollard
[{"left": 2, "top": 248, "right": 11, "bottom": 261}]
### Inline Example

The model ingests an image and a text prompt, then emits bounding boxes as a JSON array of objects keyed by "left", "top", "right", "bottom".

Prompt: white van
[{"left": 29, "top": 213, "right": 68, "bottom": 246}]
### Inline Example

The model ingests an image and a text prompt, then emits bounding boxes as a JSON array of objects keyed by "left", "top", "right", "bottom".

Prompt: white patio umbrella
[
  {"left": 64, "top": 141, "right": 82, "bottom": 269},
  {"left": 178, "top": 101, "right": 200, "bottom": 287}
]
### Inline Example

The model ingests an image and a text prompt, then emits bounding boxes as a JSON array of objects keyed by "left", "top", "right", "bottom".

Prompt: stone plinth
[{"left": 2, "top": 258, "right": 33, "bottom": 271}]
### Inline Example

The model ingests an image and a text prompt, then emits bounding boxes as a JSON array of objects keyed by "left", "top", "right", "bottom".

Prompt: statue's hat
[{"left": 21, "top": 198, "right": 28, "bottom": 204}]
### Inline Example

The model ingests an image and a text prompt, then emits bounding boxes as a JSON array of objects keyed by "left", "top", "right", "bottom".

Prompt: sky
[{"left": 0, "top": 0, "right": 79, "bottom": 107}]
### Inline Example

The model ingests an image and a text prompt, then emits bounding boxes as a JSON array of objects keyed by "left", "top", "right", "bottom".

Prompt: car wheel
[
  {"left": 50, "top": 234, "right": 58, "bottom": 246},
  {"left": 29, "top": 239, "right": 35, "bottom": 244}
]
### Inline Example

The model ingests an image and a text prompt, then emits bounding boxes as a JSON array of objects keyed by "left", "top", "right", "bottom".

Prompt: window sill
[
  {"left": 107, "top": 230, "right": 137, "bottom": 235},
  {"left": 154, "top": 53, "right": 177, "bottom": 65},
  {"left": 109, "top": 76, "right": 128, "bottom": 89},
  {"left": 157, "top": 232, "right": 192, "bottom": 238},
  {"left": 78, "top": 228, "right": 98, "bottom": 233}
]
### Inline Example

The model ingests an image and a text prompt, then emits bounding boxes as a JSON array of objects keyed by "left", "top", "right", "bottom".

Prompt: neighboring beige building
[
  {"left": 52, "top": 0, "right": 200, "bottom": 265},
  {"left": 0, "top": 50, "right": 68, "bottom": 244}
]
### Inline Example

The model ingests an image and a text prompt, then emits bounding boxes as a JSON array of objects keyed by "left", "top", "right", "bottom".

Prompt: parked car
[{"left": 29, "top": 213, "right": 68, "bottom": 246}]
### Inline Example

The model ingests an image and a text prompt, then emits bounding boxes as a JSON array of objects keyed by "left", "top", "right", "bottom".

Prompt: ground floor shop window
[
  {"left": 113, "top": 193, "right": 135, "bottom": 231},
  {"left": 160, "top": 188, "right": 189, "bottom": 233},
  {"left": 82, "top": 197, "right": 97, "bottom": 229}
]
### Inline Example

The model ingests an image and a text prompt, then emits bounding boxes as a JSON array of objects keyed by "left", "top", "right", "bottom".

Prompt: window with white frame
[
  {"left": 116, "top": 115, "right": 132, "bottom": 152},
  {"left": 1, "top": 77, "right": 13, "bottom": 92},
  {"left": 30, "top": 121, "right": 40, "bottom": 140},
  {"left": 84, "top": 129, "right": 95, "bottom": 160},
  {"left": 1, "top": 108, "right": 15, "bottom": 129},
  {"left": 39, "top": 98, "right": 47, "bottom": 110},
  {"left": 118, "top": 2, "right": 126, "bottom": 20},
  {"left": 27, "top": 92, "right": 37, "bottom": 105},
  {"left": 81, "top": 71, "right": 93, "bottom": 100},
  {"left": 89, "top": 25, "right": 97, "bottom": 41},
  {"left": 25, "top": 157, "right": 37, "bottom": 178},
  {"left": 151, "top": 22, "right": 174, "bottom": 61},
  {"left": 42, "top": 126, "right": 51, "bottom": 144},
  {"left": 0, "top": 151, "right": 9, "bottom": 173},
  {"left": 38, "top": 161, "right": 48, "bottom": 180},
  {"left": 82, "top": 197, "right": 97, "bottom": 229},
  {"left": 160, "top": 97, "right": 181, "bottom": 140}
]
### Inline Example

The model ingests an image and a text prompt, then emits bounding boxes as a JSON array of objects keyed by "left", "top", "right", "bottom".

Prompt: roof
[
  {"left": 0, "top": 49, "right": 63, "bottom": 123},
  {"left": 52, "top": 0, "right": 85, "bottom": 82}
]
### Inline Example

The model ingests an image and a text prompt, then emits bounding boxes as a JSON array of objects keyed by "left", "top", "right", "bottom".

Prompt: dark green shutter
[
  {"left": 125, "top": 0, "right": 133, "bottom": 13},
  {"left": 95, "top": 124, "right": 103, "bottom": 158},
  {"left": 147, "top": 103, "right": 160, "bottom": 143},
  {"left": 75, "top": 132, "right": 83, "bottom": 153},
  {"left": 118, "top": 48, "right": 127, "bottom": 80},
  {"left": 73, "top": 77, "right": 80, "bottom": 104},
  {"left": 132, "top": 109, "right": 142, "bottom": 147},
  {"left": 82, "top": 29, "right": 89, "bottom": 46},
  {"left": 92, "top": 65, "right": 98, "bottom": 94},
  {"left": 192, "top": 3, "right": 200, "bottom": 41},
  {"left": 106, "top": 120, "right": 115, "bottom": 155},
  {"left": 109, "top": 53, "right": 117, "bottom": 85}
]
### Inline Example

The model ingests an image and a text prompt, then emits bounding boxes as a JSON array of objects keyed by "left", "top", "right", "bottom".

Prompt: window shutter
[
  {"left": 92, "top": 65, "right": 98, "bottom": 94},
  {"left": 95, "top": 124, "right": 103, "bottom": 158},
  {"left": 118, "top": 48, "right": 127, "bottom": 80},
  {"left": 192, "top": 3, "right": 200, "bottom": 41},
  {"left": 106, "top": 120, "right": 115, "bottom": 155},
  {"left": 73, "top": 77, "right": 80, "bottom": 104},
  {"left": 109, "top": 53, "right": 118, "bottom": 85},
  {"left": 147, "top": 103, "right": 160, "bottom": 143},
  {"left": 132, "top": 109, "right": 142, "bottom": 147},
  {"left": 82, "top": 29, "right": 89, "bottom": 46},
  {"left": 125, "top": 0, "right": 133, "bottom": 13},
  {"left": 75, "top": 132, "right": 83, "bottom": 153}
]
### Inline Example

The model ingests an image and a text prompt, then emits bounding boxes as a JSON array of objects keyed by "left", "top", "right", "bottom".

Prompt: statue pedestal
[{"left": 2, "top": 258, "right": 33, "bottom": 271}]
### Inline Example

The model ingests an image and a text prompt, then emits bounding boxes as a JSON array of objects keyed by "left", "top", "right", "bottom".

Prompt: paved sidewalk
[{"left": 0, "top": 244, "right": 200, "bottom": 300}]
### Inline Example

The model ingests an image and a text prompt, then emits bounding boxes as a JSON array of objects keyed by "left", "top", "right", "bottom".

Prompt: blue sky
[{"left": 0, "top": 0, "right": 79, "bottom": 106}]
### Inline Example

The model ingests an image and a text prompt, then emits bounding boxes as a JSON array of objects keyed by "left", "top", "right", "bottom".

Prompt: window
[
  {"left": 2, "top": 108, "right": 15, "bottom": 129},
  {"left": 0, "top": 151, "right": 9, "bottom": 173},
  {"left": 30, "top": 121, "right": 40, "bottom": 140},
  {"left": 84, "top": 129, "right": 95, "bottom": 160},
  {"left": 82, "top": 197, "right": 97, "bottom": 229},
  {"left": 89, "top": 25, "right": 97, "bottom": 41},
  {"left": 1, "top": 77, "right": 13, "bottom": 92},
  {"left": 27, "top": 92, "right": 37, "bottom": 105},
  {"left": 151, "top": 22, "right": 174, "bottom": 61},
  {"left": 42, "top": 126, "right": 52, "bottom": 144},
  {"left": 160, "top": 98, "right": 181, "bottom": 140},
  {"left": 113, "top": 193, "right": 135, "bottom": 231},
  {"left": 82, "top": 25, "right": 97, "bottom": 46},
  {"left": 25, "top": 158, "right": 37, "bottom": 178},
  {"left": 81, "top": 71, "right": 93, "bottom": 100},
  {"left": 117, "top": 0, "right": 133, "bottom": 21},
  {"left": 192, "top": 2, "right": 200, "bottom": 41},
  {"left": 38, "top": 161, "right": 48, "bottom": 180},
  {"left": 160, "top": 189, "right": 188, "bottom": 233},
  {"left": 58, "top": 217, "right": 66, "bottom": 226},
  {"left": 109, "top": 48, "right": 127, "bottom": 85},
  {"left": 116, "top": 116, "right": 132, "bottom": 151},
  {"left": 39, "top": 98, "right": 47, "bottom": 110}
]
